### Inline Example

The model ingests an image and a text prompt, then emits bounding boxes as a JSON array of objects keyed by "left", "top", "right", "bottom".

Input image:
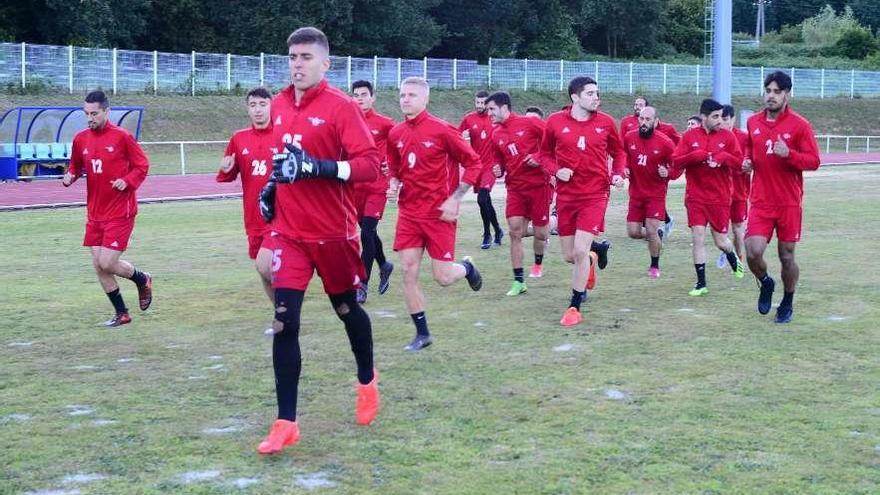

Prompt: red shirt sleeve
[
  {"left": 445, "top": 124, "right": 482, "bottom": 186},
  {"left": 216, "top": 138, "right": 240, "bottom": 182},
  {"left": 716, "top": 131, "right": 744, "bottom": 170},
  {"left": 339, "top": 99, "right": 380, "bottom": 183},
  {"left": 121, "top": 132, "right": 149, "bottom": 190},
  {"left": 786, "top": 120, "right": 821, "bottom": 171},
  {"left": 672, "top": 132, "right": 708, "bottom": 170},
  {"left": 68, "top": 135, "right": 84, "bottom": 184},
  {"left": 538, "top": 121, "right": 560, "bottom": 175},
  {"left": 386, "top": 129, "right": 401, "bottom": 180},
  {"left": 606, "top": 122, "right": 626, "bottom": 178}
]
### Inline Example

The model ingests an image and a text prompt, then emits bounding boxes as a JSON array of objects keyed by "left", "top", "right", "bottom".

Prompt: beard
[{"left": 639, "top": 126, "right": 654, "bottom": 138}]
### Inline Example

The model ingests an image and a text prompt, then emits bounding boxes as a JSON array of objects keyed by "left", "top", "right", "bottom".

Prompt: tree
[
  {"left": 660, "top": 0, "right": 704, "bottom": 57},
  {"left": 347, "top": 0, "right": 443, "bottom": 58},
  {"left": 834, "top": 26, "right": 878, "bottom": 59},
  {"left": 430, "top": 0, "right": 524, "bottom": 61},
  {"left": 577, "top": 0, "right": 664, "bottom": 58}
]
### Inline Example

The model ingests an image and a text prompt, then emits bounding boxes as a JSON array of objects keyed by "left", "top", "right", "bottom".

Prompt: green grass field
[{"left": 1, "top": 166, "right": 879, "bottom": 494}]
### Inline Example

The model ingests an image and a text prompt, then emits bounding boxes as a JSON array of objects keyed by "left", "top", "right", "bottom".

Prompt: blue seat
[
  {"left": 50, "top": 142, "right": 67, "bottom": 159},
  {"left": 18, "top": 143, "right": 36, "bottom": 160},
  {"left": 35, "top": 143, "right": 52, "bottom": 160}
]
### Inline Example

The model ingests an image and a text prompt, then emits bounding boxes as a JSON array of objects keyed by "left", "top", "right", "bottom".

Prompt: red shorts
[
  {"left": 393, "top": 215, "right": 457, "bottom": 261},
  {"left": 83, "top": 217, "right": 135, "bottom": 251},
  {"left": 686, "top": 201, "right": 730, "bottom": 234},
  {"left": 730, "top": 199, "right": 748, "bottom": 224},
  {"left": 473, "top": 165, "right": 497, "bottom": 192},
  {"left": 556, "top": 196, "right": 608, "bottom": 237},
  {"left": 270, "top": 235, "right": 365, "bottom": 295},
  {"left": 506, "top": 185, "right": 552, "bottom": 226},
  {"left": 746, "top": 205, "right": 803, "bottom": 243},
  {"left": 246, "top": 233, "right": 274, "bottom": 260},
  {"left": 354, "top": 190, "right": 387, "bottom": 220},
  {"left": 627, "top": 196, "right": 666, "bottom": 223}
]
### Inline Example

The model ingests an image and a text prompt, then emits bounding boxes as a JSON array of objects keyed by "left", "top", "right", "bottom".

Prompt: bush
[
  {"left": 801, "top": 5, "right": 860, "bottom": 47},
  {"left": 834, "top": 26, "right": 879, "bottom": 59}
]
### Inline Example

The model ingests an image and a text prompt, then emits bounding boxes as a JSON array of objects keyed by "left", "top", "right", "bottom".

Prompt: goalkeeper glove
[{"left": 272, "top": 143, "right": 339, "bottom": 183}]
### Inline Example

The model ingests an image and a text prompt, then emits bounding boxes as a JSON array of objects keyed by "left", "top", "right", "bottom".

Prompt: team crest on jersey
[
  {"left": 718, "top": 143, "right": 726, "bottom": 148},
  {"left": 105, "top": 146, "right": 114, "bottom": 152},
  {"left": 653, "top": 150, "right": 659, "bottom": 154},
  {"left": 308, "top": 117, "right": 325, "bottom": 127},
  {"left": 422, "top": 141, "right": 435, "bottom": 148},
  {"left": 371, "top": 129, "right": 379, "bottom": 135},
  {"left": 783, "top": 133, "right": 791, "bottom": 139},
  {"left": 691, "top": 142, "right": 699, "bottom": 148},
  {"left": 562, "top": 127, "right": 571, "bottom": 134},
  {"left": 515, "top": 130, "right": 525, "bottom": 137},
  {"left": 242, "top": 148, "right": 249, "bottom": 155},
  {"left": 595, "top": 127, "right": 604, "bottom": 134},
  {"left": 275, "top": 116, "right": 282, "bottom": 125},
  {"left": 396, "top": 141, "right": 404, "bottom": 149},
  {"left": 630, "top": 144, "right": 636, "bottom": 150}
]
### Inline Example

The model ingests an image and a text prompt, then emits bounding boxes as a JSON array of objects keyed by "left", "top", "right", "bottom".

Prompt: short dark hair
[
  {"left": 85, "top": 90, "right": 109, "bottom": 109},
  {"left": 475, "top": 90, "right": 490, "bottom": 98},
  {"left": 764, "top": 70, "right": 792, "bottom": 92},
  {"left": 287, "top": 27, "right": 330, "bottom": 52},
  {"left": 699, "top": 98, "right": 724, "bottom": 116},
  {"left": 722, "top": 104, "right": 735, "bottom": 118},
  {"left": 246, "top": 86, "right": 272, "bottom": 101},
  {"left": 485, "top": 91, "right": 512, "bottom": 110},
  {"left": 525, "top": 106, "right": 544, "bottom": 117},
  {"left": 634, "top": 95, "right": 649, "bottom": 106},
  {"left": 352, "top": 80, "right": 374, "bottom": 95},
  {"left": 688, "top": 115, "right": 703, "bottom": 123},
  {"left": 568, "top": 76, "right": 598, "bottom": 99}
]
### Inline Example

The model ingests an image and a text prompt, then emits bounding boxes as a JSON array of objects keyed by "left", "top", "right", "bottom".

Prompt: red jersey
[
  {"left": 624, "top": 130, "right": 676, "bottom": 200},
  {"left": 745, "top": 107, "right": 820, "bottom": 207},
  {"left": 388, "top": 110, "right": 481, "bottom": 220},
  {"left": 68, "top": 122, "right": 149, "bottom": 221},
  {"left": 730, "top": 127, "right": 751, "bottom": 201},
  {"left": 539, "top": 108, "right": 626, "bottom": 200},
  {"left": 620, "top": 114, "right": 639, "bottom": 137},
  {"left": 216, "top": 125, "right": 274, "bottom": 236},
  {"left": 672, "top": 127, "right": 743, "bottom": 206},
  {"left": 354, "top": 109, "right": 396, "bottom": 195},
  {"left": 270, "top": 80, "right": 380, "bottom": 242},
  {"left": 458, "top": 110, "right": 495, "bottom": 171},
  {"left": 657, "top": 121, "right": 681, "bottom": 145},
  {"left": 490, "top": 113, "right": 548, "bottom": 191}
]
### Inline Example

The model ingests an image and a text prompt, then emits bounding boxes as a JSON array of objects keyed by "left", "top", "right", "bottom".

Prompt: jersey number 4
[
  {"left": 91, "top": 159, "right": 103, "bottom": 174},
  {"left": 577, "top": 136, "right": 587, "bottom": 150}
]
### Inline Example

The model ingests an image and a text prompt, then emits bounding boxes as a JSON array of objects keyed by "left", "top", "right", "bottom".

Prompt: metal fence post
[
  {"left": 850, "top": 69, "right": 855, "bottom": 98},
  {"left": 790, "top": 67, "right": 795, "bottom": 97},
  {"left": 21, "top": 42, "right": 26, "bottom": 89},
  {"left": 453, "top": 58, "right": 458, "bottom": 90},
  {"left": 559, "top": 60, "right": 564, "bottom": 91},
  {"left": 629, "top": 61, "right": 633, "bottom": 94},
  {"left": 594, "top": 60, "right": 599, "bottom": 81},
  {"left": 396, "top": 58, "right": 401, "bottom": 88},
  {"left": 523, "top": 58, "right": 528, "bottom": 91},
  {"left": 68, "top": 45, "right": 73, "bottom": 94},
  {"left": 112, "top": 48, "right": 118, "bottom": 95},
  {"left": 488, "top": 57, "right": 492, "bottom": 87},
  {"left": 760, "top": 66, "right": 765, "bottom": 95},
  {"left": 226, "top": 53, "right": 231, "bottom": 92},
  {"left": 191, "top": 51, "right": 196, "bottom": 96},
  {"left": 347, "top": 56, "right": 352, "bottom": 90},
  {"left": 153, "top": 50, "right": 158, "bottom": 95},
  {"left": 422, "top": 57, "right": 427, "bottom": 80},
  {"left": 825, "top": 136, "right": 830, "bottom": 153},
  {"left": 696, "top": 65, "right": 700, "bottom": 94},
  {"left": 820, "top": 68, "right": 824, "bottom": 99},
  {"left": 259, "top": 53, "right": 264, "bottom": 87},
  {"left": 845, "top": 136, "right": 850, "bottom": 153},
  {"left": 180, "top": 143, "right": 186, "bottom": 175},
  {"left": 663, "top": 63, "right": 668, "bottom": 95},
  {"left": 373, "top": 55, "right": 378, "bottom": 89}
]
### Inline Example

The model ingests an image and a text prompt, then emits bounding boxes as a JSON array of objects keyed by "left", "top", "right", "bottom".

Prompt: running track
[{"left": 2, "top": 151, "right": 878, "bottom": 210}]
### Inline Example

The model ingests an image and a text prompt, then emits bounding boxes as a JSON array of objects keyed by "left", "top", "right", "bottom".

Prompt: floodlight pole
[{"left": 712, "top": 0, "right": 732, "bottom": 104}]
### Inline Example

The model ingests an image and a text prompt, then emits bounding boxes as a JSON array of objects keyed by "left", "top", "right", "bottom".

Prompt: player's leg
[
  {"left": 530, "top": 224, "right": 549, "bottom": 278},
  {"left": 477, "top": 188, "right": 494, "bottom": 249},
  {"left": 561, "top": 230, "right": 594, "bottom": 326},
  {"left": 96, "top": 218, "right": 152, "bottom": 310},
  {"left": 358, "top": 216, "right": 380, "bottom": 303},
  {"left": 745, "top": 206, "right": 777, "bottom": 315},
  {"left": 255, "top": 246, "right": 274, "bottom": 304},
  {"left": 506, "top": 215, "right": 528, "bottom": 295},
  {"left": 374, "top": 233, "right": 394, "bottom": 295},
  {"left": 690, "top": 225, "right": 708, "bottom": 295},
  {"left": 626, "top": 221, "right": 645, "bottom": 240},
  {"left": 90, "top": 246, "right": 130, "bottom": 326},
  {"left": 259, "top": 287, "right": 305, "bottom": 455},
  {"left": 710, "top": 227, "right": 744, "bottom": 279},
  {"left": 775, "top": 241, "right": 798, "bottom": 323},
  {"left": 328, "top": 290, "right": 379, "bottom": 424},
  {"left": 732, "top": 221, "right": 747, "bottom": 263},
  {"left": 645, "top": 217, "right": 663, "bottom": 278},
  {"left": 399, "top": 247, "right": 431, "bottom": 351}
]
